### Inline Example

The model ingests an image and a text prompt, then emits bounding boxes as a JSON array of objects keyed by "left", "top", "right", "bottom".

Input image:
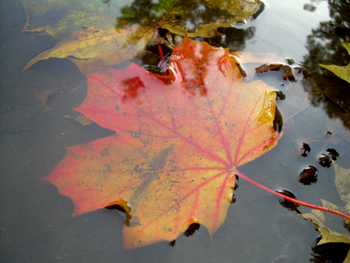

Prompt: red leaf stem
[
  {"left": 158, "top": 44, "right": 167, "bottom": 75},
  {"left": 235, "top": 170, "right": 350, "bottom": 221},
  {"left": 153, "top": 28, "right": 167, "bottom": 75}
]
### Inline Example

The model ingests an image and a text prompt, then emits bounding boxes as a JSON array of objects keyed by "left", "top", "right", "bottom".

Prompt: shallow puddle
[{"left": 1, "top": 0, "right": 350, "bottom": 262}]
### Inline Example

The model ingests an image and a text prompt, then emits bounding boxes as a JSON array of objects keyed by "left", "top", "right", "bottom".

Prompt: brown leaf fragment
[
  {"left": 255, "top": 63, "right": 283, "bottom": 73},
  {"left": 282, "top": 66, "right": 295, "bottom": 82},
  {"left": 255, "top": 64, "right": 295, "bottom": 82},
  {"left": 35, "top": 88, "right": 57, "bottom": 113}
]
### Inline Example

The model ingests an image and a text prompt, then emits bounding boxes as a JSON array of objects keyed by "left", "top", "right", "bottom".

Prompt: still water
[{"left": 1, "top": 0, "right": 350, "bottom": 262}]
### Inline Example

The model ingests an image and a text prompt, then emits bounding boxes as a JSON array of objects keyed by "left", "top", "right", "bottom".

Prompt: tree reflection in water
[{"left": 302, "top": 0, "right": 350, "bottom": 128}]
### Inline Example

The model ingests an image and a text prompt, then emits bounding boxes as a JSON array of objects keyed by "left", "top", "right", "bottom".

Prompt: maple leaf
[
  {"left": 320, "top": 42, "right": 350, "bottom": 84},
  {"left": 44, "top": 37, "right": 281, "bottom": 249}
]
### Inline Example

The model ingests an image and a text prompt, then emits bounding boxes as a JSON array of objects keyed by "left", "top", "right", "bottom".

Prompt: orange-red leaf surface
[{"left": 44, "top": 37, "right": 281, "bottom": 249}]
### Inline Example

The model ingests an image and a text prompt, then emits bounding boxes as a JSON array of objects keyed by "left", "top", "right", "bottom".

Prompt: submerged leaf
[
  {"left": 21, "top": 0, "right": 154, "bottom": 74},
  {"left": 44, "top": 37, "right": 281, "bottom": 249},
  {"left": 302, "top": 162, "right": 350, "bottom": 261},
  {"left": 21, "top": 0, "right": 264, "bottom": 73}
]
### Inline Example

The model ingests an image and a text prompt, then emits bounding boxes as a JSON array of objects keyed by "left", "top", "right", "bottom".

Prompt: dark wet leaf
[
  {"left": 184, "top": 223, "right": 200, "bottom": 237},
  {"left": 319, "top": 154, "right": 332, "bottom": 168},
  {"left": 299, "top": 165, "right": 318, "bottom": 185},
  {"left": 301, "top": 142, "right": 311, "bottom": 157},
  {"left": 276, "top": 190, "right": 301, "bottom": 213},
  {"left": 326, "top": 148, "right": 339, "bottom": 160},
  {"left": 318, "top": 148, "right": 340, "bottom": 168},
  {"left": 169, "top": 240, "right": 176, "bottom": 247},
  {"left": 276, "top": 90, "right": 286, "bottom": 100}
]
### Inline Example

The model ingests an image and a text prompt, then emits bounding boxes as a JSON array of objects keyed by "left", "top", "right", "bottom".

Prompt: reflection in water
[
  {"left": 302, "top": 0, "right": 350, "bottom": 128},
  {"left": 303, "top": 0, "right": 324, "bottom": 12},
  {"left": 113, "top": 0, "right": 262, "bottom": 74},
  {"left": 115, "top": 0, "right": 264, "bottom": 33},
  {"left": 206, "top": 26, "right": 256, "bottom": 50}
]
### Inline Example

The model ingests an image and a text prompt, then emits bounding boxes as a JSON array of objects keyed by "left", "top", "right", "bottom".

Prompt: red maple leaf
[{"left": 44, "top": 36, "right": 281, "bottom": 249}]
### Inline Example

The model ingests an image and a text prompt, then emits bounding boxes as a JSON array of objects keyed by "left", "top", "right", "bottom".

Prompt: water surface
[{"left": 1, "top": 0, "right": 349, "bottom": 262}]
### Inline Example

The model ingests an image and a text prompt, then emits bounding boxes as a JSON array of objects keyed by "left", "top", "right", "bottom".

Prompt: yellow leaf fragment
[
  {"left": 318, "top": 227, "right": 350, "bottom": 245},
  {"left": 320, "top": 42, "right": 350, "bottom": 84},
  {"left": 302, "top": 199, "right": 350, "bottom": 245},
  {"left": 63, "top": 115, "right": 93, "bottom": 126}
]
